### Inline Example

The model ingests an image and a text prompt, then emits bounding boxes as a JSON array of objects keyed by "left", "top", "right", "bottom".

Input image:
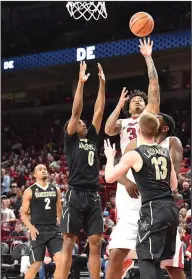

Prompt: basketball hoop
[{"left": 66, "top": 2, "right": 107, "bottom": 21}]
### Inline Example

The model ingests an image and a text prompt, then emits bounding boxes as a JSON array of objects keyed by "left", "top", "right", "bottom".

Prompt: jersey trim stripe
[{"left": 67, "top": 190, "right": 72, "bottom": 233}]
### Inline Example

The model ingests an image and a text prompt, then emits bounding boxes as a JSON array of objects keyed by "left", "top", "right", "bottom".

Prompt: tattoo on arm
[
  {"left": 145, "top": 56, "right": 160, "bottom": 105},
  {"left": 105, "top": 106, "right": 122, "bottom": 135}
]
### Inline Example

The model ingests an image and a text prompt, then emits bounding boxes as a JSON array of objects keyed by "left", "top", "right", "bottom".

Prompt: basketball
[{"left": 129, "top": 12, "right": 154, "bottom": 37}]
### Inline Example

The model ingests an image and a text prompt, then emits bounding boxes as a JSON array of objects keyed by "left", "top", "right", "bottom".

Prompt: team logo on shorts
[{"left": 140, "top": 220, "right": 150, "bottom": 231}]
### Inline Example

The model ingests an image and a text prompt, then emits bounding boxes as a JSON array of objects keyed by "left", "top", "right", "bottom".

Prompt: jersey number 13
[{"left": 151, "top": 156, "right": 168, "bottom": 180}]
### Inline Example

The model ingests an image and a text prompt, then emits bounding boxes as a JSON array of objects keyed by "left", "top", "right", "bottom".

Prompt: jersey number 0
[
  {"left": 151, "top": 156, "right": 168, "bottom": 180},
  {"left": 88, "top": 151, "right": 94, "bottom": 166}
]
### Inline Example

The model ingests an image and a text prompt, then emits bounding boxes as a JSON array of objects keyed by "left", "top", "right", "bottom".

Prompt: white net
[{"left": 66, "top": 2, "right": 107, "bottom": 21}]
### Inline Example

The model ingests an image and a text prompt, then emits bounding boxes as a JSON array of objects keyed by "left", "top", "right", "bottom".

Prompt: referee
[{"left": 60, "top": 61, "right": 105, "bottom": 279}]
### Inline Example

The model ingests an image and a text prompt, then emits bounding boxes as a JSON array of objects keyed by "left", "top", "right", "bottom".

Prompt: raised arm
[
  {"left": 67, "top": 61, "right": 90, "bottom": 135},
  {"left": 139, "top": 38, "right": 160, "bottom": 114},
  {"left": 104, "top": 87, "right": 128, "bottom": 136},
  {"left": 117, "top": 138, "right": 140, "bottom": 198},
  {"left": 169, "top": 137, "right": 183, "bottom": 175},
  {"left": 104, "top": 139, "right": 141, "bottom": 183},
  {"left": 118, "top": 138, "right": 137, "bottom": 185},
  {"left": 92, "top": 63, "right": 106, "bottom": 134}
]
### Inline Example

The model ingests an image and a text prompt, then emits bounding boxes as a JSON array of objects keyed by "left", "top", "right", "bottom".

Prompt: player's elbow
[
  {"left": 170, "top": 180, "right": 177, "bottom": 191},
  {"left": 105, "top": 126, "right": 116, "bottom": 136},
  {"left": 104, "top": 125, "right": 111, "bottom": 135},
  {"left": 105, "top": 175, "right": 116, "bottom": 184},
  {"left": 20, "top": 209, "right": 27, "bottom": 219}
]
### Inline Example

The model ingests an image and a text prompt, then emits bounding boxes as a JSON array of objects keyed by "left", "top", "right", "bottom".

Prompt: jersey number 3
[
  {"left": 88, "top": 151, "right": 94, "bottom": 166},
  {"left": 44, "top": 198, "right": 51, "bottom": 210},
  {"left": 151, "top": 156, "right": 168, "bottom": 180},
  {"left": 127, "top": 128, "right": 137, "bottom": 141}
]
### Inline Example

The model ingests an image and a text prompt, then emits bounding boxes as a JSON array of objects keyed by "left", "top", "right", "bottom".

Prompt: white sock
[{"left": 20, "top": 256, "right": 30, "bottom": 273}]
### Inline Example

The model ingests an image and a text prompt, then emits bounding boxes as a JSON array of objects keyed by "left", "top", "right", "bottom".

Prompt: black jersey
[
  {"left": 64, "top": 125, "right": 99, "bottom": 191},
  {"left": 30, "top": 183, "right": 58, "bottom": 226},
  {"left": 132, "top": 144, "right": 173, "bottom": 205}
]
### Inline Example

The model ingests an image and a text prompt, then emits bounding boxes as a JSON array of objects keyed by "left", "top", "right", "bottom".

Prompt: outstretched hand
[
  {"left": 104, "top": 139, "right": 116, "bottom": 158},
  {"left": 98, "top": 63, "right": 105, "bottom": 84},
  {"left": 118, "top": 87, "right": 129, "bottom": 108},
  {"left": 79, "top": 61, "right": 90, "bottom": 83},
  {"left": 139, "top": 37, "right": 153, "bottom": 57}
]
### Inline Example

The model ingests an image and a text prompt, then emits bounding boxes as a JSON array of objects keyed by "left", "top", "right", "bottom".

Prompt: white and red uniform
[
  {"left": 109, "top": 118, "right": 184, "bottom": 269},
  {"left": 109, "top": 117, "right": 141, "bottom": 250}
]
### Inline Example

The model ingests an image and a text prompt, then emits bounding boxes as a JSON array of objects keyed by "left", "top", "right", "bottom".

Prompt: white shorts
[
  {"left": 109, "top": 215, "right": 139, "bottom": 251},
  {"left": 161, "top": 229, "right": 184, "bottom": 269},
  {"left": 115, "top": 182, "right": 141, "bottom": 220},
  {"left": 110, "top": 181, "right": 140, "bottom": 251}
]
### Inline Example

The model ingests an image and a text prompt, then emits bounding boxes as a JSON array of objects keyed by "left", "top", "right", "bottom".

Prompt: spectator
[
  {"left": 177, "top": 175, "right": 186, "bottom": 191},
  {"left": 24, "top": 169, "right": 30, "bottom": 181},
  {"left": 10, "top": 221, "right": 28, "bottom": 242},
  {"left": 1, "top": 168, "right": 11, "bottom": 195},
  {"left": 186, "top": 208, "right": 191, "bottom": 217},
  {"left": 39, "top": 249, "right": 55, "bottom": 279},
  {"left": 13, "top": 188, "right": 23, "bottom": 218},
  {"left": 180, "top": 181, "right": 191, "bottom": 205},
  {"left": 9, "top": 165, "right": 18, "bottom": 181},
  {"left": 49, "top": 173, "right": 58, "bottom": 187},
  {"left": 103, "top": 211, "right": 114, "bottom": 228},
  {"left": 109, "top": 195, "right": 116, "bottom": 209},
  {"left": 1, "top": 197, "right": 16, "bottom": 233},
  {"left": 7, "top": 182, "right": 18, "bottom": 198},
  {"left": 178, "top": 226, "right": 187, "bottom": 254},
  {"left": 179, "top": 213, "right": 186, "bottom": 227},
  {"left": 16, "top": 160, "right": 26, "bottom": 173},
  {"left": 179, "top": 207, "right": 187, "bottom": 219},
  {"left": 58, "top": 173, "right": 68, "bottom": 192},
  {"left": 104, "top": 201, "right": 116, "bottom": 223},
  {"left": 17, "top": 171, "right": 26, "bottom": 188}
]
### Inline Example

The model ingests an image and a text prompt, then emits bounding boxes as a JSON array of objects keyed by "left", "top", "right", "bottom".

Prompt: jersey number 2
[
  {"left": 88, "top": 151, "right": 94, "bottom": 166},
  {"left": 151, "top": 156, "right": 168, "bottom": 180},
  {"left": 44, "top": 198, "right": 51, "bottom": 210}
]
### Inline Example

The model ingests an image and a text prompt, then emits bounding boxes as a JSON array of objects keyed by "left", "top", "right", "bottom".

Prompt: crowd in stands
[{"left": 1, "top": 95, "right": 191, "bottom": 278}]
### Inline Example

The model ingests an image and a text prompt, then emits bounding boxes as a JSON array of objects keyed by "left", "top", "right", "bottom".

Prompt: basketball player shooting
[
  {"left": 59, "top": 61, "right": 105, "bottom": 279},
  {"left": 104, "top": 112, "right": 179, "bottom": 279},
  {"left": 105, "top": 37, "right": 160, "bottom": 279},
  {"left": 21, "top": 164, "right": 63, "bottom": 279},
  {"left": 123, "top": 113, "right": 185, "bottom": 279}
]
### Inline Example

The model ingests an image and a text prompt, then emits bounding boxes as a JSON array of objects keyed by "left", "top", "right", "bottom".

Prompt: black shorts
[
  {"left": 136, "top": 200, "right": 179, "bottom": 261},
  {"left": 60, "top": 189, "right": 103, "bottom": 236},
  {"left": 29, "top": 225, "right": 63, "bottom": 264}
]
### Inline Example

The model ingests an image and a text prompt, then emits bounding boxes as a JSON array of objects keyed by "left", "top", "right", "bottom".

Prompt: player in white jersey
[
  {"left": 105, "top": 37, "right": 160, "bottom": 279},
  {"left": 122, "top": 113, "right": 185, "bottom": 279}
]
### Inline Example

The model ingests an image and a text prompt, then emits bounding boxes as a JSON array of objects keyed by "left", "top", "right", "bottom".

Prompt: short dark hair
[
  {"left": 158, "top": 113, "right": 175, "bottom": 136},
  {"left": 123, "top": 90, "right": 148, "bottom": 117}
]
